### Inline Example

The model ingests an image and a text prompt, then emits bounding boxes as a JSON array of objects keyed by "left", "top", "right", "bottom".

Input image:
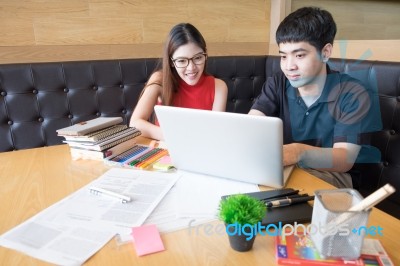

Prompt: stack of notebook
[{"left": 57, "top": 117, "right": 141, "bottom": 160}]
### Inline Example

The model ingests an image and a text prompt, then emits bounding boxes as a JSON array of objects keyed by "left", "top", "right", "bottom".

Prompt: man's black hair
[{"left": 276, "top": 7, "right": 337, "bottom": 51}]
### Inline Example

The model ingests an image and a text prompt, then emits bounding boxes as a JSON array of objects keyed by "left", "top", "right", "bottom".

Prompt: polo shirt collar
[{"left": 285, "top": 64, "right": 340, "bottom": 103}]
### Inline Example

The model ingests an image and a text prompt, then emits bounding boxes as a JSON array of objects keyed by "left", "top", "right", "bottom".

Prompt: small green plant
[{"left": 218, "top": 194, "right": 266, "bottom": 225}]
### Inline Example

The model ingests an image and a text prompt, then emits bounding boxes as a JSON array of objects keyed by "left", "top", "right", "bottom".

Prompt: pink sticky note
[
  {"left": 131, "top": 224, "right": 165, "bottom": 256},
  {"left": 159, "top": 155, "right": 172, "bottom": 164}
]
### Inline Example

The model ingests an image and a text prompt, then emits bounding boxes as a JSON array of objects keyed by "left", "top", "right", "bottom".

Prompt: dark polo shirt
[{"left": 251, "top": 65, "right": 381, "bottom": 164}]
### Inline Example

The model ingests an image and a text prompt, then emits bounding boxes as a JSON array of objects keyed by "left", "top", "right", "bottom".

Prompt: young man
[{"left": 249, "top": 7, "right": 380, "bottom": 188}]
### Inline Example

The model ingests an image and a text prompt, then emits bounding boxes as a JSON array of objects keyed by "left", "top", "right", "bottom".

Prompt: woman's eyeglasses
[{"left": 171, "top": 53, "right": 207, "bottom": 68}]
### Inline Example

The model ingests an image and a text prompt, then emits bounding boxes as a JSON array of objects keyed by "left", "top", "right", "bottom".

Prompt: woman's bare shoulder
[{"left": 214, "top": 77, "right": 228, "bottom": 92}]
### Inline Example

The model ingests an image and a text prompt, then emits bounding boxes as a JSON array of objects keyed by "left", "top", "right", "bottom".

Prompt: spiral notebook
[
  {"left": 62, "top": 125, "right": 128, "bottom": 142},
  {"left": 57, "top": 117, "right": 123, "bottom": 136},
  {"left": 64, "top": 128, "right": 141, "bottom": 151}
]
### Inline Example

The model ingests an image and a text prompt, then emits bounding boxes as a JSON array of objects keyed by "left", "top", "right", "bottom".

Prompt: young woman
[{"left": 129, "top": 23, "right": 228, "bottom": 140}]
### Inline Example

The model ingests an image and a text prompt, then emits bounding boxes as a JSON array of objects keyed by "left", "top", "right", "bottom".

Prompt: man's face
[{"left": 279, "top": 41, "right": 326, "bottom": 89}]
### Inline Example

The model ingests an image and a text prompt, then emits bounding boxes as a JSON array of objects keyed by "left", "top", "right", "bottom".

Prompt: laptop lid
[{"left": 154, "top": 106, "right": 290, "bottom": 188}]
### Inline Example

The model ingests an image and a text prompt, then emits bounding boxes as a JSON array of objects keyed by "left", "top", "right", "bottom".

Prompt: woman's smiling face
[{"left": 171, "top": 42, "right": 206, "bottom": 86}]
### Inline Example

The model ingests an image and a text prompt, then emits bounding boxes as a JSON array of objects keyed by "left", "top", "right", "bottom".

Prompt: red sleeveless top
[{"left": 173, "top": 75, "right": 215, "bottom": 110}]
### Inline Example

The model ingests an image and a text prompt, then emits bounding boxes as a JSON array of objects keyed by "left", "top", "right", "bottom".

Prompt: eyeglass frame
[{"left": 170, "top": 52, "right": 208, "bottom": 68}]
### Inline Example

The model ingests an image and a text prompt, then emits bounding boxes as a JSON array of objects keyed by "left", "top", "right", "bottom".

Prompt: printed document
[{"left": 0, "top": 168, "right": 180, "bottom": 265}]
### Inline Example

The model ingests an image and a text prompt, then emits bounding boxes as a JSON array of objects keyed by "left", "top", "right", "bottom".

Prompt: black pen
[
  {"left": 271, "top": 193, "right": 309, "bottom": 201},
  {"left": 260, "top": 189, "right": 301, "bottom": 202},
  {"left": 265, "top": 195, "right": 314, "bottom": 208}
]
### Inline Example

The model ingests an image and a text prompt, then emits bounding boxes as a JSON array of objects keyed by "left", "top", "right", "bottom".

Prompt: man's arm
[{"left": 283, "top": 142, "right": 361, "bottom": 172}]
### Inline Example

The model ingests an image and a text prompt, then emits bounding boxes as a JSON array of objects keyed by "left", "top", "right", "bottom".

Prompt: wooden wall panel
[
  {"left": 0, "top": 0, "right": 399, "bottom": 63},
  {"left": 291, "top": 0, "right": 400, "bottom": 40},
  {"left": 0, "top": 0, "right": 88, "bottom": 19},
  {"left": 0, "top": 0, "right": 270, "bottom": 63},
  {"left": 0, "top": 18, "right": 35, "bottom": 46},
  {"left": 34, "top": 18, "right": 143, "bottom": 45}
]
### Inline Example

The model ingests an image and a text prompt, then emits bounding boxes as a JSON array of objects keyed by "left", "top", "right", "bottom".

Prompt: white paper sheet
[
  {"left": 116, "top": 170, "right": 260, "bottom": 245},
  {"left": 0, "top": 220, "right": 115, "bottom": 265},
  {"left": 0, "top": 168, "right": 180, "bottom": 265},
  {"left": 174, "top": 170, "right": 260, "bottom": 218}
]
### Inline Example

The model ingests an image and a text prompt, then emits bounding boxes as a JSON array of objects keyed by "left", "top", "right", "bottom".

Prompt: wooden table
[{"left": 1, "top": 141, "right": 399, "bottom": 265}]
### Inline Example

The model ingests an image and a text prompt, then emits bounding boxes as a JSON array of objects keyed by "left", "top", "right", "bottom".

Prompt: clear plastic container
[{"left": 310, "top": 189, "right": 371, "bottom": 259}]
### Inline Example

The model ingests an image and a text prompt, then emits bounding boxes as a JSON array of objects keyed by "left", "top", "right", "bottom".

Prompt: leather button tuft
[
  {"left": 68, "top": 114, "right": 73, "bottom": 119},
  {"left": 32, "top": 89, "right": 38, "bottom": 94},
  {"left": 38, "top": 117, "right": 44, "bottom": 122},
  {"left": 231, "top": 98, "right": 236, "bottom": 103},
  {"left": 397, "top": 96, "right": 400, "bottom": 102},
  {"left": 96, "top": 112, "right": 101, "bottom": 117},
  {"left": 383, "top": 161, "right": 389, "bottom": 167},
  {"left": 119, "top": 84, "right": 124, "bottom": 88},
  {"left": 231, "top": 77, "right": 235, "bottom": 81},
  {"left": 122, "top": 109, "right": 127, "bottom": 114},
  {"left": 250, "top": 76, "right": 254, "bottom": 80},
  {"left": 92, "top": 86, "right": 98, "bottom": 91},
  {"left": 8, "top": 120, "right": 13, "bottom": 125},
  {"left": 64, "top": 88, "right": 69, "bottom": 93},
  {"left": 390, "top": 129, "right": 396, "bottom": 135},
  {"left": 1, "top": 91, "right": 7, "bottom": 96}
]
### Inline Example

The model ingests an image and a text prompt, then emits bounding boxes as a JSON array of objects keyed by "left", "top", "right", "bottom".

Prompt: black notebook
[{"left": 221, "top": 188, "right": 313, "bottom": 226}]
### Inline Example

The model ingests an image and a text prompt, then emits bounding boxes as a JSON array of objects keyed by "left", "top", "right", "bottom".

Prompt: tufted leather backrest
[
  {"left": 0, "top": 59, "right": 158, "bottom": 151},
  {"left": 207, "top": 56, "right": 267, "bottom": 113},
  {"left": 0, "top": 56, "right": 399, "bottom": 218}
]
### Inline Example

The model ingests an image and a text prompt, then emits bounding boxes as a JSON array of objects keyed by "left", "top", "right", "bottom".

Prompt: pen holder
[{"left": 310, "top": 189, "right": 371, "bottom": 260}]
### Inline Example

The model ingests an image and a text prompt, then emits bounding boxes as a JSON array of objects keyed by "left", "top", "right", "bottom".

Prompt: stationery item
[
  {"left": 70, "top": 147, "right": 111, "bottom": 160},
  {"left": 259, "top": 189, "right": 301, "bottom": 202},
  {"left": 65, "top": 128, "right": 141, "bottom": 151},
  {"left": 275, "top": 232, "right": 364, "bottom": 266},
  {"left": 360, "top": 239, "right": 394, "bottom": 266},
  {"left": 266, "top": 195, "right": 315, "bottom": 208},
  {"left": 0, "top": 168, "right": 179, "bottom": 265},
  {"left": 154, "top": 105, "right": 293, "bottom": 188},
  {"left": 129, "top": 148, "right": 169, "bottom": 170},
  {"left": 152, "top": 155, "right": 176, "bottom": 171},
  {"left": 56, "top": 117, "right": 123, "bottom": 136},
  {"left": 125, "top": 148, "right": 168, "bottom": 169},
  {"left": 131, "top": 224, "right": 165, "bottom": 256},
  {"left": 104, "top": 145, "right": 151, "bottom": 166},
  {"left": 176, "top": 170, "right": 260, "bottom": 218},
  {"left": 70, "top": 138, "right": 137, "bottom": 160},
  {"left": 62, "top": 125, "right": 128, "bottom": 142},
  {"left": 89, "top": 186, "right": 132, "bottom": 203},
  {"left": 349, "top": 184, "right": 395, "bottom": 212},
  {"left": 326, "top": 184, "right": 395, "bottom": 229},
  {"left": 222, "top": 188, "right": 313, "bottom": 226},
  {"left": 311, "top": 189, "right": 370, "bottom": 259}
]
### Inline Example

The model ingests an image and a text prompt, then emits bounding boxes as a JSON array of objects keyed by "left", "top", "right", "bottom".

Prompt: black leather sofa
[{"left": 0, "top": 56, "right": 399, "bottom": 219}]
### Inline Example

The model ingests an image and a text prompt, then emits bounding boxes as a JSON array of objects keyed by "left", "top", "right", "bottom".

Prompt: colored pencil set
[{"left": 104, "top": 144, "right": 169, "bottom": 170}]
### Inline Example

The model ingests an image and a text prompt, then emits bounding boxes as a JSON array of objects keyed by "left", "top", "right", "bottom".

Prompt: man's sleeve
[{"left": 250, "top": 76, "right": 281, "bottom": 116}]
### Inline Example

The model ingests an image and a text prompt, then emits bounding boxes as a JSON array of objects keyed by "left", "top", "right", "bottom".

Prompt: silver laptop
[{"left": 154, "top": 106, "right": 293, "bottom": 188}]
